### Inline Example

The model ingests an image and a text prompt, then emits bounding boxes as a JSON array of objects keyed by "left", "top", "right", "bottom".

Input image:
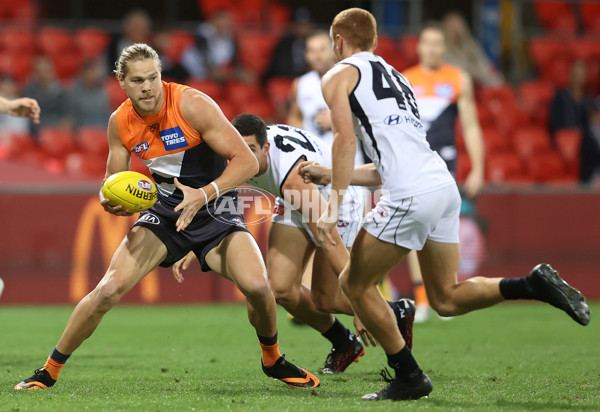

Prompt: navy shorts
[{"left": 132, "top": 195, "right": 249, "bottom": 271}]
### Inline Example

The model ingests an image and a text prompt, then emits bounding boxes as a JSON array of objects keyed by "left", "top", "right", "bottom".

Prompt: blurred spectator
[
  {"left": 65, "top": 61, "right": 111, "bottom": 130},
  {"left": 263, "top": 8, "right": 313, "bottom": 82},
  {"left": 107, "top": 9, "right": 152, "bottom": 74},
  {"left": 442, "top": 12, "right": 503, "bottom": 87},
  {"left": 153, "top": 26, "right": 190, "bottom": 83},
  {"left": 588, "top": 99, "right": 600, "bottom": 183},
  {"left": 0, "top": 75, "right": 30, "bottom": 135},
  {"left": 549, "top": 60, "right": 600, "bottom": 182},
  {"left": 22, "top": 56, "right": 68, "bottom": 136},
  {"left": 181, "top": 9, "right": 251, "bottom": 83}
]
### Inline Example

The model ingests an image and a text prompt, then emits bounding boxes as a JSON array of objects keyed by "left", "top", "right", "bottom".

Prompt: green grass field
[{"left": 1, "top": 303, "right": 598, "bottom": 411}]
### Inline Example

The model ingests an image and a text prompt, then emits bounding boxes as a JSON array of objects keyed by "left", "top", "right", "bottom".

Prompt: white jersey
[
  {"left": 297, "top": 70, "right": 365, "bottom": 166},
  {"left": 297, "top": 71, "right": 334, "bottom": 147},
  {"left": 248, "top": 124, "right": 329, "bottom": 197},
  {"left": 247, "top": 124, "right": 364, "bottom": 246},
  {"left": 339, "top": 52, "right": 454, "bottom": 201}
]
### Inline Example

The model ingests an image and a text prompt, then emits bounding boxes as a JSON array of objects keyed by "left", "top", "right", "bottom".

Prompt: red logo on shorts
[
  {"left": 274, "top": 203, "right": 285, "bottom": 215},
  {"left": 138, "top": 179, "right": 153, "bottom": 191},
  {"left": 376, "top": 207, "right": 388, "bottom": 218}
]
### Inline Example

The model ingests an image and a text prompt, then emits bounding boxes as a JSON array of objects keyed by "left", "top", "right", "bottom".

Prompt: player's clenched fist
[{"left": 297, "top": 160, "right": 332, "bottom": 185}]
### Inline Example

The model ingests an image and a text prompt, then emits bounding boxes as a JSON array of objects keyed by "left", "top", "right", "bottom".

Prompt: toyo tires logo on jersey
[{"left": 138, "top": 179, "right": 153, "bottom": 191}]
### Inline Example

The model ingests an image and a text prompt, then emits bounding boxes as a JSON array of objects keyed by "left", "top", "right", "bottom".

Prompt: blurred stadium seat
[
  {"left": 534, "top": 1, "right": 576, "bottom": 34},
  {"left": 225, "top": 81, "right": 263, "bottom": 107},
  {"left": 581, "top": 1, "right": 600, "bottom": 33},
  {"left": 513, "top": 126, "right": 553, "bottom": 160},
  {"left": 104, "top": 77, "right": 128, "bottom": 111},
  {"left": 38, "top": 26, "right": 74, "bottom": 56},
  {"left": 236, "top": 31, "right": 279, "bottom": 75},
  {"left": 185, "top": 79, "right": 222, "bottom": 100},
  {"left": 526, "top": 150, "right": 569, "bottom": 182},
  {"left": 74, "top": 28, "right": 109, "bottom": 60},
  {"left": 0, "top": 51, "right": 33, "bottom": 83},
  {"left": 400, "top": 35, "right": 419, "bottom": 68},
  {"left": 518, "top": 80, "right": 554, "bottom": 125},
  {"left": 487, "top": 153, "right": 527, "bottom": 183},
  {"left": 554, "top": 127, "right": 582, "bottom": 178},
  {"left": 38, "top": 127, "right": 77, "bottom": 159},
  {"left": 266, "top": 77, "right": 293, "bottom": 106},
  {"left": 78, "top": 127, "right": 108, "bottom": 157},
  {"left": 164, "top": 30, "right": 194, "bottom": 64},
  {"left": 0, "top": 29, "right": 34, "bottom": 54}
]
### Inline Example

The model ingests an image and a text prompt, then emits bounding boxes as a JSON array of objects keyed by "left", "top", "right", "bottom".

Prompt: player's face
[
  {"left": 306, "top": 35, "right": 334, "bottom": 74},
  {"left": 418, "top": 29, "right": 446, "bottom": 69},
  {"left": 120, "top": 58, "right": 163, "bottom": 116},
  {"left": 243, "top": 134, "right": 269, "bottom": 176}
]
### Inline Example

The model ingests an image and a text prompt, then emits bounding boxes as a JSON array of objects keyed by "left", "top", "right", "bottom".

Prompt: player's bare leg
[
  {"left": 205, "top": 230, "right": 319, "bottom": 388},
  {"left": 340, "top": 229, "right": 432, "bottom": 401},
  {"left": 267, "top": 223, "right": 364, "bottom": 373},
  {"left": 418, "top": 240, "right": 589, "bottom": 325},
  {"left": 15, "top": 227, "right": 168, "bottom": 390}
]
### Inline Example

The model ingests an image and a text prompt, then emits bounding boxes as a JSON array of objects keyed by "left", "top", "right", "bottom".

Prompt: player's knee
[
  {"left": 240, "top": 273, "right": 272, "bottom": 304},
  {"left": 428, "top": 292, "right": 458, "bottom": 317},
  {"left": 311, "top": 290, "right": 336, "bottom": 313},
  {"left": 339, "top": 269, "right": 362, "bottom": 300},
  {"left": 270, "top": 283, "right": 299, "bottom": 308},
  {"left": 94, "top": 279, "right": 124, "bottom": 312}
]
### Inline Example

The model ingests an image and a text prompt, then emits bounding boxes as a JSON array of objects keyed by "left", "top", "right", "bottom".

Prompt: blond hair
[
  {"left": 113, "top": 43, "right": 161, "bottom": 80},
  {"left": 331, "top": 8, "right": 377, "bottom": 51}
]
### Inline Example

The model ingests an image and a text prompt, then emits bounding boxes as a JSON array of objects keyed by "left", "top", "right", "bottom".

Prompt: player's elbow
[{"left": 238, "top": 152, "right": 259, "bottom": 181}]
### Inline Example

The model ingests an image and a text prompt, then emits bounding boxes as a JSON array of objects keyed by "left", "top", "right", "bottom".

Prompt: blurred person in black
[
  {"left": 65, "top": 61, "right": 110, "bottom": 130},
  {"left": 181, "top": 9, "right": 252, "bottom": 83},
  {"left": 22, "top": 56, "right": 68, "bottom": 136},
  {"left": 107, "top": 9, "right": 152, "bottom": 74},
  {"left": 549, "top": 60, "right": 599, "bottom": 182},
  {"left": 263, "top": 8, "right": 313, "bottom": 83}
]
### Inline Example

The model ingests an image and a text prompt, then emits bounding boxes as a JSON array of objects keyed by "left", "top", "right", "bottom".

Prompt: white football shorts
[{"left": 363, "top": 183, "right": 461, "bottom": 250}]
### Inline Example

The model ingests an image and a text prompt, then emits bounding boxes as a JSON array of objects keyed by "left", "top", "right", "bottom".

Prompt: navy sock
[
  {"left": 387, "top": 345, "right": 421, "bottom": 382},
  {"left": 50, "top": 347, "right": 70, "bottom": 364},
  {"left": 499, "top": 277, "right": 534, "bottom": 300},
  {"left": 322, "top": 318, "right": 352, "bottom": 350},
  {"left": 257, "top": 331, "right": 278, "bottom": 347}
]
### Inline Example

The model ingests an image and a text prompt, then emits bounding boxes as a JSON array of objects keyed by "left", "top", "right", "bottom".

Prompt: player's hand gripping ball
[{"left": 102, "top": 171, "right": 157, "bottom": 213}]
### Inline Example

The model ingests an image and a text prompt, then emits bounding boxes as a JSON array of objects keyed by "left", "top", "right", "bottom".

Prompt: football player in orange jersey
[{"left": 15, "top": 43, "right": 319, "bottom": 391}]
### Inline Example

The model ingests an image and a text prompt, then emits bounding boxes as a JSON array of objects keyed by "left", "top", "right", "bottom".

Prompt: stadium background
[{"left": 0, "top": 0, "right": 599, "bottom": 305}]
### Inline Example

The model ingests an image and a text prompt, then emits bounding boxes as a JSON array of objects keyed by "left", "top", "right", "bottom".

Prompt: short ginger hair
[{"left": 331, "top": 8, "right": 377, "bottom": 51}]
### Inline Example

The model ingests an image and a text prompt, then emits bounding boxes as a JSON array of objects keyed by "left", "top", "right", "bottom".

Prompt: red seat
[
  {"left": 582, "top": 1, "right": 600, "bottom": 33},
  {"left": 78, "top": 127, "right": 108, "bottom": 157},
  {"left": 237, "top": 98, "right": 274, "bottom": 121},
  {"left": 51, "top": 51, "right": 83, "bottom": 82},
  {"left": 554, "top": 127, "right": 581, "bottom": 178},
  {"left": 74, "top": 28, "right": 109, "bottom": 60},
  {"left": 0, "top": 29, "right": 34, "bottom": 54},
  {"left": 266, "top": 77, "right": 293, "bottom": 106},
  {"left": 375, "top": 35, "right": 398, "bottom": 62},
  {"left": 65, "top": 151, "right": 105, "bottom": 177},
  {"left": 236, "top": 32, "right": 279, "bottom": 75},
  {"left": 38, "top": 26, "right": 74, "bottom": 56},
  {"left": 38, "top": 127, "right": 77, "bottom": 159},
  {"left": 186, "top": 79, "right": 222, "bottom": 100},
  {"left": 526, "top": 150, "right": 569, "bottom": 182},
  {"left": 518, "top": 81, "right": 554, "bottom": 125},
  {"left": 0, "top": 52, "right": 33, "bottom": 84},
  {"left": 225, "top": 81, "right": 263, "bottom": 106},
  {"left": 512, "top": 126, "right": 553, "bottom": 160},
  {"left": 400, "top": 35, "right": 419, "bottom": 68},
  {"left": 104, "top": 78, "right": 128, "bottom": 111},
  {"left": 486, "top": 153, "right": 527, "bottom": 183},
  {"left": 164, "top": 30, "right": 194, "bottom": 64},
  {"left": 482, "top": 127, "right": 512, "bottom": 157},
  {"left": 534, "top": 1, "right": 576, "bottom": 33}
]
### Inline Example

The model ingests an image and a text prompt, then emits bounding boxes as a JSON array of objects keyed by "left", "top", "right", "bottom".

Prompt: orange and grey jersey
[
  {"left": 115, "top": 81, "right": 230, "bottom": 209},
  {"left": 403, "top": 64, "right": 462, "bottom": 171}
]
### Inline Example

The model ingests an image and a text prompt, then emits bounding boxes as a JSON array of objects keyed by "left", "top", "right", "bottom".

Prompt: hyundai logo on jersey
[
  {"left": 384, "top": 114, "right": 403, "bottom": 125},
  {"left": 132, "top": 141, "right": 150, "bottom": 155},
  {"left": 159, "top": 126, "right": 189, "bottom": 150}
]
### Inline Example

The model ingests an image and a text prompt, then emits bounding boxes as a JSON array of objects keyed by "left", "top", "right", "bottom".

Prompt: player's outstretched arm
[
  {"left": 100, "top": 113, "right": 135, "bottom": 217},
  {"left": 287, "top": 78, "right": 304, "bottom": 129},
  {"left": 298, "top": 161, "right": 382, "bottom": 186},
  {"left": 174, "top": 89, "right": 259, "bottom": 231},
  {"left": 458, "top": 71, "right": 485, "bottom": 198},
  {"left": 0, "top": 96, "right": 41, "bottom": 123}
]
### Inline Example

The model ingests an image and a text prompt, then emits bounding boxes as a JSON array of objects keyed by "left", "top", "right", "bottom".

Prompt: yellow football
[{"left": 102, "top": 171, "right": 157, "bottom": 213}]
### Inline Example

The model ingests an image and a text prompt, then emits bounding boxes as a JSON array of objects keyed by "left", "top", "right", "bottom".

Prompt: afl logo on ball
[
  {"left": 133, "top": 141, "right": 150, "bottom": 155},
  {"left": 138, "top": 179, "right": 153, "bottom": 191}
]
